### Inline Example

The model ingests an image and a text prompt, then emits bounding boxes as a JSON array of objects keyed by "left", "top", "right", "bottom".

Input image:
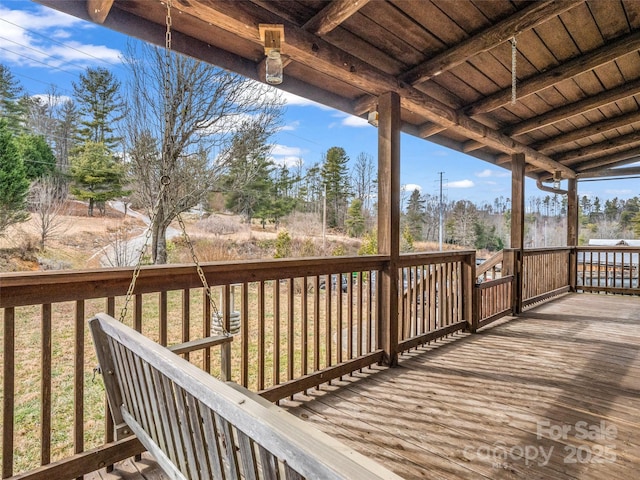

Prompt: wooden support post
[
  {"left": 377, "top": 91, "right": 400, "bottom": 367},
  {"left": 567, "top": 177, "right": 578, "bottom": 291},
  {"left": 511, "top": 153, "right": 525, "bottom": 314},
  {"left": 463, "top": 252, "right": 477, "bottom": 332}
]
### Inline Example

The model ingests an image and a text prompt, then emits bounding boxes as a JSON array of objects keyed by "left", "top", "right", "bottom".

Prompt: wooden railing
[
  {"left": 1, "top": 256, "right": 385, "bottom": 479},
  {"left": 473, "top": 275, "right": 514, "bottom": 329},
  {"left": 521, "top": 248, "right": 571, "bottom": 307},
  {"left": 576, "top": 246, "right": 640, "bottom": 294},
  {"left": 3, "top": 245, "right": 637, "bottom": 479},
  {"left": 397, "top": 251, "right": 475, "bottom": 352},
  {"left": 476, "top": 250, "right": 503, "bottom": 282}
]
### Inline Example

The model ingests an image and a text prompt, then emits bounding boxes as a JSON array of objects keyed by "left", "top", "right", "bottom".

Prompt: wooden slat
[
  {"left": 466, "top": 29, "right": 640, "bottom": 116},
  {"left": 6, "top": 438, "right": 143, "bottom": 480},
  {"left": 168, "top": 335, "right": 232, "bottom": 355},
  {"left": 2, "top": 307, "right": 15, "bottom": 478},
  {"left": 402, "top": 0, "right": 582, "bottom": 85},
  {"left": 303, "top": 0, "right": 371, "bottom": 36},
  {"left": 260, "top": 351, "right": 384, "bottom": 403},
  {"left": 41, "top": 304, "right": 52, "bottom": 466},
  {"left": 73, "top": 300, "right": 84, "bottom": 480}
]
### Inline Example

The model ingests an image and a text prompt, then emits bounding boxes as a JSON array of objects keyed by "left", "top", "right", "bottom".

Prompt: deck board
[{"left": 282, "top": 293, "right": 640, "bottom": 480}]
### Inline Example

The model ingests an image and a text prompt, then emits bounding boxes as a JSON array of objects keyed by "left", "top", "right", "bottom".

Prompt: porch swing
[{"left": 114, "top": 0, "right": 238, "bottom": 343}]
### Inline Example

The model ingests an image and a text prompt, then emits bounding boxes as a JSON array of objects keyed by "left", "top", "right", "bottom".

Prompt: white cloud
[
  {"left": 280, "top": 90, "right": 331, "bottom": 110},
  {"left": 402, "top": 184, "right": 422, "bottom": 193},
  {"left": 0, "top": 5, "right": 121, "bottom": 70},
  {"left": 271, "top": 144, "right": 304, "bottom": 157},
  {"left": 341, "top": 115, "right": 370, "bottom": 128},
  {"left": 272, "top": 156, "right": 303, "bottom": 168},
  {"left": 31, "top": 93, "right": 72, "bottom": 106},
  {"left": 279, "top": 121, "right": 300, "bottom": 132},
  {"left": 476, "top": 168, "right": 509, "bottom": 178},
  {"left": 446, "top": 180, "right": 475, "bottom": 189}
]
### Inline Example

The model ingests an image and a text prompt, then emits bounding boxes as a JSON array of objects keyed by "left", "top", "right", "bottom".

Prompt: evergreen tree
[
  {"left": 405, "top": 189, "right": 425, "bottom": 241},
  {"left": 0, "top": 119, "right": 29, "bottom": 234},
  {"left": 15, "top": 134, "right": 57, "bottom": 180},
  {"left": 345, "top": 198, "right": 365, "bottom": 237},
  {"left": 0, "top": 64, "right": 27, "bottom": 131},
  {"left": 73, "top": 67, "right": 124, "bottom": 148},
  {"left": 321, "top": 146, "right": 351, "bottom": 229},
  {"left": 69, "top": 141, "right": 127, "bottom": 216}
]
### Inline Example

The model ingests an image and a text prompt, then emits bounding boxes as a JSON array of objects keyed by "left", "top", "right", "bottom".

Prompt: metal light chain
[
  {"left": 511, "top": 36, "right": 517, "bottom": 105},
  {"left": 176, "top": 213, "right": 227, "bottom": 336},
  {"left": 120, "top": 176, "right": 170, "bottom": 322},
  {"left": 162, "top": 0, "right": 227, "bottom": 336}
]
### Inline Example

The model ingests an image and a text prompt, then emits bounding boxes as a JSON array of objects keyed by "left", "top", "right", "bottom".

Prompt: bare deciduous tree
[
  {"left": 124, "top": 42, "right": 283, "bottom": 264},
  {"left": 28, "top": 174, "right": 67, "bottom": 250}
]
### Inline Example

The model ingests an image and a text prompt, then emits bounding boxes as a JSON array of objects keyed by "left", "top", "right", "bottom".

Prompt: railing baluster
[
  {"left": 41, "top": 303, "right": 52, "bottom": 466},
  {"left": 3, "top": 307, "right": 15, "bottom": 478},
  {"left": 301, "top": 277, "right": 308, "bottom": 376},
  {"left": 287, "top": 278, "right": 294, "bottom": 382},
  {"left": 74, "top": 300, "right": 85, "bottom": 480},
  {"left": 182, "top": 289, "right": 190, "bottom": 361},
  {"left": 258, "top": 281, "right": 265, "bottom": 391},
  {"left": 273, "top": 279, "right": 280, "bottom": 387},
  {"left": 241, "top": 283, "right": 249, "bottom": 387}
]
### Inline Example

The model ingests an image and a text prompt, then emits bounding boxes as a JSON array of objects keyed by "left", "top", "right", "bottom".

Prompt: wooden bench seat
[{"left": 90, "top": 312, "right": 404, "bottom": 480}]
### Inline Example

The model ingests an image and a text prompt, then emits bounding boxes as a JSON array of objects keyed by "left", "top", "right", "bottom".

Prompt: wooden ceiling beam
[
  {"left": 162, "top": 0, "right": 574, "bottom": 177},
  {"left": 399, "top": 0, "right": 583, "bottom": 86},
  {"left": 507, "top": 77, "right": 640, "bottom": 137},
  {"left": 303, "top": 0, "right": 371, "bottom": 36},
  {"left": 554, "top": 130, "right": 640, "bottom": 165},
  {"left": 417, "top": 123, "right": 447, "bottom": 138},
  {"left": 533, "top": 110, "right": 640, "bottom": 153},
  {"left": 577, "top": 166, "right": 640, "bottom": 179},
  {"left": 465, "top": 29, "right": 640, "bottom": 116},
  {"left": 533, "top": 146, "right": 640, "bottom": 180},
  {"left": 86, "top": 0, "right": 114, "bottom": 24}
]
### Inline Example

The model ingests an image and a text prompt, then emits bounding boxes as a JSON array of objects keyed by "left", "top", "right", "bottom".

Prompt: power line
[
  {"left": 0, "top": 16, "right": 125, "bottom": 71},
  {"left": 0, "top": 45, "right": 78, "bottom": 77}
]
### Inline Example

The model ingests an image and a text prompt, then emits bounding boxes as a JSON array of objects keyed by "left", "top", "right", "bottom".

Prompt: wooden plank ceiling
[{"left": 40, "top": 0, "right": 640, "bottom": 186}]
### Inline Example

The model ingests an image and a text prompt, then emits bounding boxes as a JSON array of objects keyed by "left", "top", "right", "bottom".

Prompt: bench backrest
[{"left": 90, "top": 313, "right": 404, "bottom": 480}]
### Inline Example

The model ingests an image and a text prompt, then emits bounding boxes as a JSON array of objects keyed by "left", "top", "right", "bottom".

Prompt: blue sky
[{"left": 1, "top": 0, "right": 637, "bottom": 205}]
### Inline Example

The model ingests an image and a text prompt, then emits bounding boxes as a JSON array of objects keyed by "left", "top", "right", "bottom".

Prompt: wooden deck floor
[
  {"left": 281, "top": 293, "right": 640, "bottom": 480},
  {"left": 87, "top": 293, "right": 639, "bottom": 479}
]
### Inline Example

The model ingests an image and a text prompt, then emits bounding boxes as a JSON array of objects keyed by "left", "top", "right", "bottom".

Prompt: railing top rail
[
  {"left": 476, "top": 250, "right": 504, "bottom": 277},
  {"left": 519, "top": 247, "right": 573, "bottom": 254},
  {"left": 576, "top": 245, "right": 640, "bottom": 251},
  {"left": 398, "top": 250, "right": 475, "bottom": 267},
  {"left": 0, "top": 255, "right": 387, "bottom": 308}
]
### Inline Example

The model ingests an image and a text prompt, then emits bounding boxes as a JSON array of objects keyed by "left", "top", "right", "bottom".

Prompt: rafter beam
[
  {"left": 465, "top": 29, "right": 640, "bottom": 116},
  {"left": 400, "top": 0, "right": 583, "bottom": 86},
  {"left": 160, "top": 0, "right": 574, "bottom": 177},
  {"left": 507, "top": 77, "right": 640, "bottom": 137},
  {"left": 577, "top": 166, "right": 640, "bottom": 178},
  {"left": 86, "top": 0, "right": 114, "bottom": 24},
  {"left": 532, "top": 110, "right": 640, "bottom": 153},
  {"left": 303, "top": 0, "right": 371, "bottom": 36},
  {"left": 554, "top": 130, "right": 640, "bottom": 165},
  {"left": 534, "top": 146, "right": 640, "bottom": 180}
]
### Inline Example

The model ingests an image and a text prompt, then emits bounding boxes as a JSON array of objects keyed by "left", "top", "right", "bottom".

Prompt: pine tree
[
  {"left": 69, "top": 141, "right": 127, "bottom": 216},
  {"left": 73, "top": 67, "right": 124, "bottom": 148},
  {"left": 345, "top": 198, "right": 365, "bottom": 237},
  {"left": 0, "top": 119, "right": 30, "bottom": 234},
  {"left": 0, "top": 64, "right": 27, "bottom": 132},
  {"left": 321, "top": 146, "right": 351, "bottom": 229},
  {"left": 405, "top": 189, "right": 425, "bottom": 241}
]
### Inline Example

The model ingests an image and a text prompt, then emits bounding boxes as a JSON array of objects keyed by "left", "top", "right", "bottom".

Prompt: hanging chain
[
  {"left": 120, "top": 176, "right": 170, "bottom": 322},
  {"left": 511, "top": 36, "right": 517, "bottom": 105},
  {"left": 163, "top": 0, "right": 227, "bottom": 335}
]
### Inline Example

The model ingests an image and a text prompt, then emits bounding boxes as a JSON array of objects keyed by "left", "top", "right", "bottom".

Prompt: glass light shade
[{"left": 265, "top": 50, "right": 283, "bottom": 85}]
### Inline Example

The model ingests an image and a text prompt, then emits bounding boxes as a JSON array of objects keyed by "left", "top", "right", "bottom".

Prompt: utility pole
[{"left": 438, "top": 171, "right": 444, "bottom": 251}]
